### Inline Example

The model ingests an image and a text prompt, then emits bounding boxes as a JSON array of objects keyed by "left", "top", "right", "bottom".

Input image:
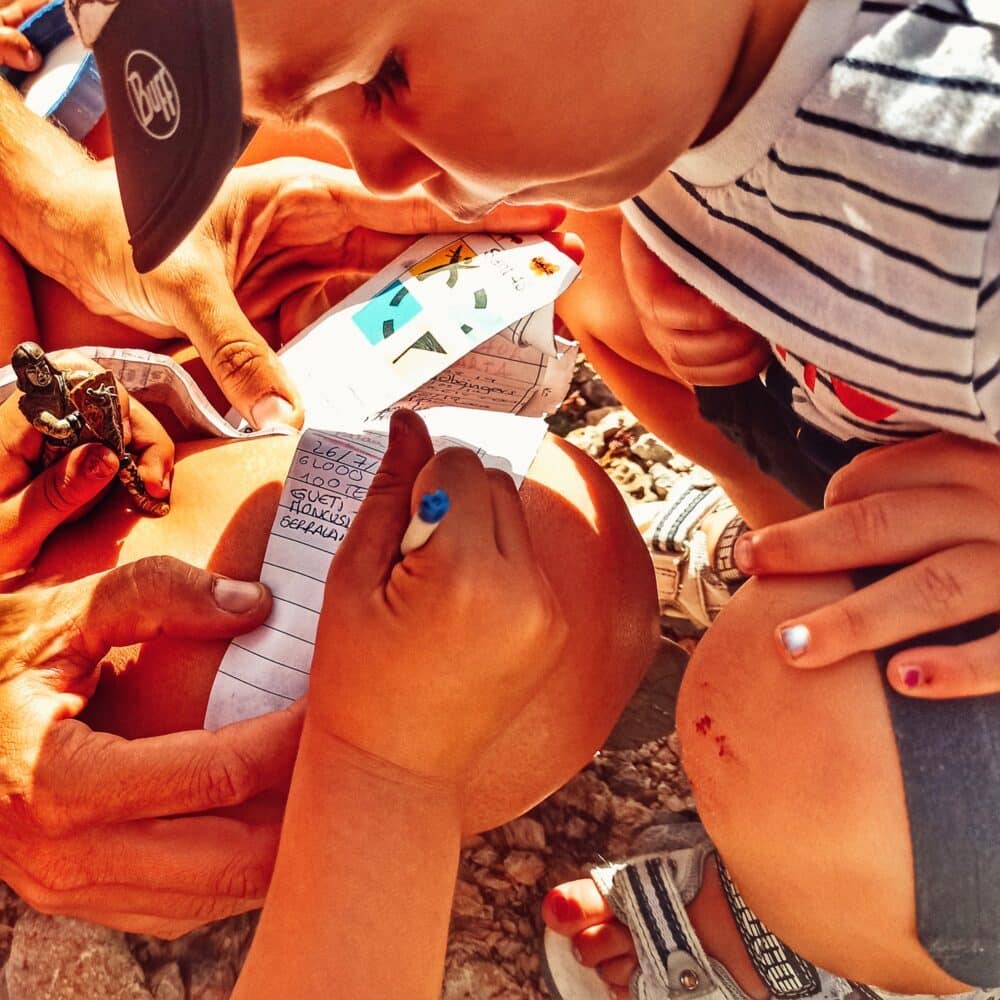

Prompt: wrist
[{"left": 300, "top": 713, "right": 463, "bottom": 815}]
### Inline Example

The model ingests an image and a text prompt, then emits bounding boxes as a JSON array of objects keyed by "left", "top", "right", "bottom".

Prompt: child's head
[{"left": 233, "top": 0, "right": 751, "bottom": 215}]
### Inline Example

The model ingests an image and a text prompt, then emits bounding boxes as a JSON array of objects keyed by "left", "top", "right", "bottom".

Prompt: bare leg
[
  {"left": 546, "top": 574, "right": 971, "bottom": 996},
  {"left": 28, "top": 430, "right": 659, "bottom": 834}
]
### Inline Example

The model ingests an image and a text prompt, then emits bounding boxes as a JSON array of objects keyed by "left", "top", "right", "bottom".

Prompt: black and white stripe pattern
[
  {"left": 624, "top": 0, "right": 999, "bottom": 444},
  {"left": 590, "top": 835, "right": 995, "bottom": 1000}
]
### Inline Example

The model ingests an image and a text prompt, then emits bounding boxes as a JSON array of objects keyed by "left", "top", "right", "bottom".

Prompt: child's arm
[
  {"left": 734, "top": 433, "right": 1000, "bottom": 699},
  {"left": 235, "top": 409, "right": 567, "bottom": 998},
  {"left": 620, "top": 219, "right": 772, "bottom": 388}
]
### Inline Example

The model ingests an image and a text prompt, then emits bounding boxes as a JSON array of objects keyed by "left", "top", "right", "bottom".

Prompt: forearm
[
  {"left": 234, "top": 718, "right": 462, "bottom": 1000},
  {"left": 0, "top": 80, "right": 121, "bottom": 288}
]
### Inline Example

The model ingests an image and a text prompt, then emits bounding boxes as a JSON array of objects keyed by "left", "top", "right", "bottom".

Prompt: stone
[
  {"left": 648, "top": 461, "right": 679, "bottom": 497},
  {"left": 442, "top": 958, "right": 529, "bottom": 1000},
  {"left": 565, "top": 425, "right": 606, "bottom": 459},
  {"left": 578, "top": 375, "right": 619, "bottom": 409},
  {"left": 501, "top": 817, "right": 547, "bottom": 852},
  {"left": 5, "top": 912, "right": 151, "bottom": 1000},
  {"left": 630, "top": 433, "right": 673, "bottom": 467},
  {"left": 149, "top": 963, "right": 185, "bottom": 1000},
  {"left": 603, "top": 457, "right": 653, "bottom": 499},
  {"left": 503, "top": 852, "right": 546, "bottom": 887},
  {"left": 188, "top": 959, "right": 236, "bottom": 1000}
]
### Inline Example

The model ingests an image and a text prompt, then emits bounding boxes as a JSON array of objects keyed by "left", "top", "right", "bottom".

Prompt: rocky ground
[{"left": 0, "top": 359, "right": 718, "bottom": 999}]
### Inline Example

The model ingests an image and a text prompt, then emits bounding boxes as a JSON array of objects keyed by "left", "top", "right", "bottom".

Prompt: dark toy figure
[{"left": 12, "top": 343, "right": 169, "bottom": 517}]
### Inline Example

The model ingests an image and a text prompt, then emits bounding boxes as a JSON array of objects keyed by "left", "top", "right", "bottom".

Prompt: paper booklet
[
  {"left": 204, "top": 233, "right": 580, "bottom": 727},
  {"left": 0, "top": 233, "right": 581, "bottom": 728}
]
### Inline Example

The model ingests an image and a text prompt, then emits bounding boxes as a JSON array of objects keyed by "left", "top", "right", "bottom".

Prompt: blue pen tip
[{"left": 418, "top": 489, "right": 450, "bottom": 524}]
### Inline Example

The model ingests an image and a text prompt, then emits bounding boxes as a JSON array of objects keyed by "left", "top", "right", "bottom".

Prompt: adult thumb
[
  {"left": 54, "top": 556, "right": 273, "bottom": 664},
  {"left": 2, "top": 444, "right": 119, "bottom": 573},
  {"left": 177, "top": 276, "right": 304, "bottom": 430}
]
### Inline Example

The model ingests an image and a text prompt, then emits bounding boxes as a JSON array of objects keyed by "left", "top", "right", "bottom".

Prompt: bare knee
[
  {"left": 460, "top": 435, "right": 659, "bottom": 832},
  {"left": 676, "top": 576, "right": 967, "bottom": 993}
]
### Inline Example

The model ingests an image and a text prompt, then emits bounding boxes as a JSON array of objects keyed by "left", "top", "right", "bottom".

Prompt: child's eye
[{"left": 361, "top": 51, "right": 409, "bottom": 115}]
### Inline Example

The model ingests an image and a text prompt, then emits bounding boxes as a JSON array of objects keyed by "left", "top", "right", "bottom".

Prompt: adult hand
[
  {"left": 310, "top": 409, "right": 567, "bottom": 782},
  {"left": 620, "top": 221, "right": 771, "bottom": 386},
  {"left": 0, "top": 556, "right": 303, "bottom": 937},
  {"left": 0, "top": 1, "right": 46, "bottom": 71},
  {"left": 58, "top": 159, "right": 565, "bottom": 429},
  {"left": 734, "top": 434, "right": 1000, "bottom": 699},
  {"left": 0, "top": 351, "right": 173, "bottom": 574}
]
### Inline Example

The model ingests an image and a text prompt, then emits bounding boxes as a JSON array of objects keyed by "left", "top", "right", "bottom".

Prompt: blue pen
[{"left": 400, "top": 489, "right": 450, "bottom": 555}]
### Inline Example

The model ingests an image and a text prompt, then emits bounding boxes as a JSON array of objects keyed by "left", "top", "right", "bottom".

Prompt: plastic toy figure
[{"left": 11, "top": 342, "right": 169, "bottom": 516}]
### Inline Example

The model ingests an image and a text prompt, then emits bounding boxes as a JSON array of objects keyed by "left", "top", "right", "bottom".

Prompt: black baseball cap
[{"left": 67, "top": 0, "right": 256, "bottom": 272}]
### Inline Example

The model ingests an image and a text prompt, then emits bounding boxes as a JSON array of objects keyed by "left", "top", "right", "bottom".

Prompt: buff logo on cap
[{"left": 125, "top": 50, "right": 180, "bottom": 138}]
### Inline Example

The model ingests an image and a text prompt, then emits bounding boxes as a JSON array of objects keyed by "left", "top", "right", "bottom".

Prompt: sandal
[
  {"left": 631, "top": 485, "right": 747, "bottom": 629},
  {"left": 542, "top": 822, "right": 993, "bottom": 1000}
]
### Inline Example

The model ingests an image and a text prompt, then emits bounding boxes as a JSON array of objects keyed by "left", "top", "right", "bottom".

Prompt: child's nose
[{"left": 351, "top": 141, "right": 441, "bottom": 197}]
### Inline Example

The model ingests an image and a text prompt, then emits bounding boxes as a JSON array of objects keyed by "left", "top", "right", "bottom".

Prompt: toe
[
  {"left": 574, "top": 921, "right": 637, "bottom": 970},
  {"left": 596, "top": 953, "right": 638, "bottom": 988},
  {"left": 542, "top": 878, "right": 616, "bottom": 936}
]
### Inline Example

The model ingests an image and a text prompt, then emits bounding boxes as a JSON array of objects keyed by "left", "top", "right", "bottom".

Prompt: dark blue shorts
[{"left": 696, "top": 371, "right": 1000, "bottom": 987}]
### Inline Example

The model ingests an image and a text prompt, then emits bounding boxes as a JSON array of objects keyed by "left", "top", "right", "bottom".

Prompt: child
[{"left": 66, "top": 0, "right": 1000, "bottom": 993}]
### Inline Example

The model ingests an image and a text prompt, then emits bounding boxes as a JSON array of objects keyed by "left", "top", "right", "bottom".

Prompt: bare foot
[{"left": 542, "top": 878, "right": 637, "bottom": 999}]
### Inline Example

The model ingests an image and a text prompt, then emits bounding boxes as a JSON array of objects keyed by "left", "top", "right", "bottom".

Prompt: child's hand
[
  {"left": 621, "top": 221, "right": 772, "bottom": 386},
  {"left": 734, "top": 434, "right": 1000, "bottom": 699},
  {"left": 0, "top": 352, "right": 174, "bottom": 574},
  {"left": 309, "top": 409, "right": 566, "bottom": 783},
  {"left": 0, "top": 1, "right": 47, "bottom": 72}
]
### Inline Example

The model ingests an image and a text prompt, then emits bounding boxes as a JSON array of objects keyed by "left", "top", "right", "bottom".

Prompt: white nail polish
[{"left": 780, "top": 623, "right": 810, "bottom": 657}]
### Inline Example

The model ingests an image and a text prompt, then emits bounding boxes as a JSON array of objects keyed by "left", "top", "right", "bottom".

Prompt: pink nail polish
[
  {"left": 901, "top": 666, "right": 923, "bottom": 689},
  {"left": 780, "top": 624, "right": 810, "bottom": 657}
]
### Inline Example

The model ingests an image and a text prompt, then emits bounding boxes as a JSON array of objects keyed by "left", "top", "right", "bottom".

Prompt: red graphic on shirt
[
  {"left": 776, "top": 345, "right": 898, "bottom": 424},
  {"left": 829, "top": 376, "right": 898, "bottom": 422}
]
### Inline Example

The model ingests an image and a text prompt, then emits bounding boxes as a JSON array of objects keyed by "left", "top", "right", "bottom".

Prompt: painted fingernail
[
  {"left": 213, "top": 577, "right": 265, "bottom": 614},
  {"left": 251, "top": 394, "right": 295, "bottom": 430},
  {"left": 899, "top": 665, "right": 924, "bottom": 689},
  {"left": 549, "top": 892, "right": 582, "bottom": 924},
  {"left": 734, "top": 533, "right": 754, "bottom": 573},
  {"left": 780, "top": 623, "right": 810, "bottom": 658}
]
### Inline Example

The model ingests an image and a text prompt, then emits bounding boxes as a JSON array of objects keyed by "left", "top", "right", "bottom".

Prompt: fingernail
[
  {"left": 389, "top": 409, "right": 410, "bottom": 442},
  {"left": 161, "top": 472, "right": 173, "bottom": 494},
  {"left": 734, "top": 533, "right": 754, "bottom": 573},
  {"left": 780, "top": 623, "right": 810, "bottom": 658},
  {"left": 549, "top": 892, "right": 582, "bottom": 924},
  {"left": 251, "top": 394, "right": 295, "bottom": 430},
  {"left": 899, "top": 665, "right": 924, "bottom": 689},
  {"left": 213, "top": 577, "right": 265, "bottom": 614},
  {"left": 572, "top": 946, "right": 583, "bottom": 964}
]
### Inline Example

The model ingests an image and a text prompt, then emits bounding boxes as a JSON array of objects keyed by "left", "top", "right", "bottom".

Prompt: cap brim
[{"left": 90, "top": 0, "right": 253, "bottom": 272}]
